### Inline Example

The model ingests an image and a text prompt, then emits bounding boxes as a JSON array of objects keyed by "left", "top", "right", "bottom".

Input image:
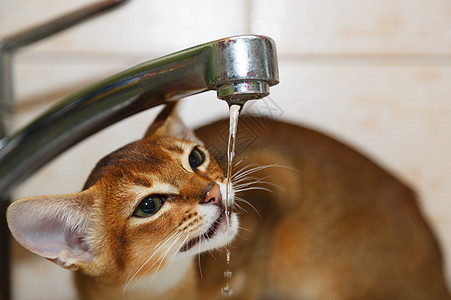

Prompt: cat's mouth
[{"left": 179, "top": 210, "right": 226, "bottom": 252}]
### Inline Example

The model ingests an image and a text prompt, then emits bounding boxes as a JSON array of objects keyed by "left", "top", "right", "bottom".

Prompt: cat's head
[{"left": 7, "top": 103, "right": 238, "bottom": 283}]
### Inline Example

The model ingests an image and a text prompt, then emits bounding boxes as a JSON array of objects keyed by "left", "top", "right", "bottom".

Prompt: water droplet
[
  {"left": 221, "top": 284, "right": 233, "bottom": 297},
  {"left": 224, "top": 269, "right": 232, "bottom": 279},
  {"left": 226, "top": 249, "right": 231, "bottom": 264}
]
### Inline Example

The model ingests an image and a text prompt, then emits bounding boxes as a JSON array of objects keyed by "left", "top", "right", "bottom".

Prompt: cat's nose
[{"left": 202, "top": 183, "right": 222, "bottom": 206}]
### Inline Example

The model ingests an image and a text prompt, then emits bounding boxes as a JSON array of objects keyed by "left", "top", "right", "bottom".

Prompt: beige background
[{"left": 1, "top": 0, "right": 450, "bottom": 299}]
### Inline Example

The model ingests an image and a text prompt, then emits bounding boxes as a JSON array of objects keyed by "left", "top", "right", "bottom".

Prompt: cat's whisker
[
  {"left": 234, "top": 196, "right": 263, "bottom": 221},
  {"left": 238, "top": 225, "right": 254, "bottom": 234},
  {"left": 236, "top": 224, "right": 255, "bottom": 242},
  {"left": 197, "top": 232, "right": 204, "bottom": 278},
  {"left": 123, "top": 231, "right": 183, "bottom": 293},
  {"left": 151, "top": 233, "right": 173, "bottom": 252},
  {"left": 234, "top": 186, "right": 274, "bottom": 193},
  {"left": 153, "top": 231, "right": 183, "bottom": 252},
  {"left": 233, "top": 201, "right": 249, "bottom": 214},
  {"left": 231, "top": 165, "right": 287, "bottom": 199},
  {"left": 231, "top": 164, "right": 261, "bottom": 181},
  {"left": 160, "top": 223, "right": 186, "bottom": 243},
  {"left": 233, "top": 163, "right": 300, "bottom": 183},
  {"left": 234, "top": 175, "right": 280, "bottom": 188},
  {"left": 233, "top": 182, "right": 256, "bottom": 189},
  {"left": 166, "top": 232, "right": 190, "bottom": 269},
  {"left": 197, "top": 233, "right": 204, "bottom": 279},
  {"left": 149, "top": 232, "right": 188, "bottom": 285},
  {"left": 138, "top": 231, "right": 181, "bottom": 279},
  {"left": 145, "top": 231, "right": 185, "bottom": 290},
  {"left": 232, "top": 164, "right": 280, "bottom": 181},
  {"left": 232, "top": 170, "right": 264, "bottom": 182},
  {"left": 233, "top": 180, "right": 276, "bottom": 191},
  {"left": 231, "top": 163, "right": 255, "bottom": 178},
  {"left": 143, "top": 229, "right": 183, "bottom": 271},
  {"left": 232, "top": 176, "right": 259, "bottom": 185},
  {"left": 233, "top": 159, "right": 244, "bottom": 168},
  {"left": 122, "top": 270, "right": 134, "bottom": 300},
  {"left": 233, "top": 176, "right": 261, "bottom": 185},
  {"left": 148, "top": 232, "right": 183, "bottom": 271},
  {"left": 143, "top": 234, "right": 184, "bottom": 298}
]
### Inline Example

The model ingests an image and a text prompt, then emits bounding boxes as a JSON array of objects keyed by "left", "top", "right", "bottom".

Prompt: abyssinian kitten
[{"left": 7, "top": 102, "right": 450, "bottom": 299}]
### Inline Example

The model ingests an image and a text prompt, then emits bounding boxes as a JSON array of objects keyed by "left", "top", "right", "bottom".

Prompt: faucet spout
[
  {"left": 210, "top": 36, "right": 278, "bottom": 105},
  {"left": 0, "top": 35, "right": 279, "bottom": 196}
]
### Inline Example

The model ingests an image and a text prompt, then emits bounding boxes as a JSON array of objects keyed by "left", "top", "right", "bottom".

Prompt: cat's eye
[
  {"left": 133, "top": 195, "right": 165, "bottom": 218},
  {"left": 189, "top": 146, "right": 205, "bottom": 170}
]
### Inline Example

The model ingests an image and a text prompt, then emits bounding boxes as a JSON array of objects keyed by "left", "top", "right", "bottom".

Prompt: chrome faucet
[{"left": 0, "top": 35, "right": 279, "bottom": 196}]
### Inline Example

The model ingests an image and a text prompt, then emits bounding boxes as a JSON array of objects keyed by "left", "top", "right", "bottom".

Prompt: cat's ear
[
  {"left": 7, "top": 190, "right": 95, "bottom": 271},
  {"left": 145, "top": 102, "right": 203, "bottom": 144}
]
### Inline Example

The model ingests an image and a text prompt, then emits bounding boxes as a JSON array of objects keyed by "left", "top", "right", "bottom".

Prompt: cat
[{"left": 7, "top": 102, "right": 450, "bottom": 299}]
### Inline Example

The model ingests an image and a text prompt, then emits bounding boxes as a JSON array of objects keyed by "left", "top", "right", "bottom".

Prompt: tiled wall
[{"left": 1, "top": 0, "right": 450, "bottom": 298}]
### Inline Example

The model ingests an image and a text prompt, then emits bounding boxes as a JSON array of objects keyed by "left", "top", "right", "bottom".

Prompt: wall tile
[
  {"left": 251, "top": 0, "right": 451, "bottom": 55},
  {"left": 1, "top": 0, "right": 249, "bottom": 56}
]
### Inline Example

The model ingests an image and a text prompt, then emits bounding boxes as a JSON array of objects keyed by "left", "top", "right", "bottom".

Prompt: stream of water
[
  {"left": 221, "top": 104, "right": 241, "bottom": 297},
  {"left": 225, "top": 104, "right": 240, "bottom": 222}
]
